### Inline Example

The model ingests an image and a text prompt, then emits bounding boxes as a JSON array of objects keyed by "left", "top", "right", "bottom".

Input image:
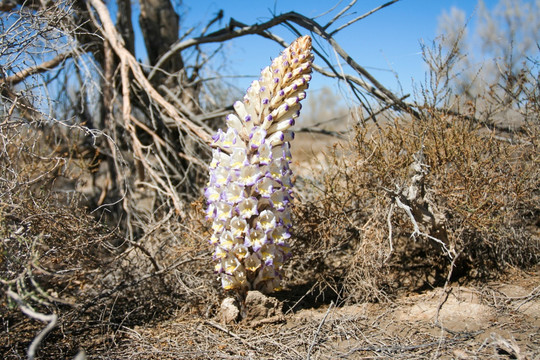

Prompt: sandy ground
[{"left": 97, "top": 268, "right": 539, "bottom": 359}]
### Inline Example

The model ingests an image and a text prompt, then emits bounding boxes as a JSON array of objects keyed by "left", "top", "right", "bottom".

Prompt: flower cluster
[{"left": 204, "top": 36, "right": 313, "bottom": 294}]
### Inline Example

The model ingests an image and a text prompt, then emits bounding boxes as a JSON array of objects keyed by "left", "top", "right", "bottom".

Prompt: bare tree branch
[
  {"left": 328, "top": 0, "right": 401, "bottom": 36},
  {"left": 323, "top": 0, "right": 357, "bottom": 30},
  {"left": 150, "top": 6, "right": 417, "bottom": 118},
  {"left": 0, "top": 51, "right": 73, "bottom": 86}
]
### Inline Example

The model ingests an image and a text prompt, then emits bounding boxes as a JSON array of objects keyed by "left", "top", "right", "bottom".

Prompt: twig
[
  {"left": 384, "top": 202, "right": 394, "bottom": 263},
  {"left": 435, "top": 287, "right": 453, "bottom": 326},
  {"left": 6, "top": 290, "right": 58, "bottom": 360},
  {"left": 514, "top": 285, "right": 540, "bottom": 310},
  {"left": 306, "top": 300, "right": 334, "bottom": 360},
  {"left": 200, "top": 9, "right": 223, "bottom": 36},
  {"left": 435, "top": 252, "right": 460, "bottom": 327},
  {"left": 203, "top": 320, "right": 258, "bottom": 351},
  {"left": 323, "top": 0, "right": 357, "bottom": 30},
  {"left": 329, "top": 0, "right": 401, "bottom": 36},
  {"left": 0, "top": 51, "right": 73, "bottom": 86},
  {"left": 295, "top": 126, "right": 347, "bottom": 139},
  {"left": 361, "top": 94, "right": 410, "bottom": 126},
  {"left": 394, "top": 195, "right": 453, "bottom": 259},
  {"left": 285, "top": 282, "right": 319, "bottom": 315}
]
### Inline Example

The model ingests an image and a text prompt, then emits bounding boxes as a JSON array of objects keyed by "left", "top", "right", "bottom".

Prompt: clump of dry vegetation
[
  {"left": 0, "top": 123, "right": 215, "bottom": 358},
  {"left": 290, "top": 104, "right": 539, "bottom": 304}
]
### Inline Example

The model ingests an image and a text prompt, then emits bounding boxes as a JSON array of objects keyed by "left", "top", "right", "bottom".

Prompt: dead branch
[
  {"left": 384, "top": 151, "right": 453, "bottom": 259},
  {"left": 86, "top": 0, "right": 215, "bottom": 214},
  {"left": 0, "top": 51, "right": 73, "bottom": 87},
  {"left": 149, "top": 3, "right": 415, "bottom": 116},
  {"left": 87, "top": 0, "right": 212, "bottom": 145},
  {"left": 307, "top": 300, "right": 334, "bottom": 360},
  {"left": 295, "top": 126, "right": 347, "bottom": 139},
  {"left": 322, "top": 0, "right": 358, "bottom": 30},
  {"left": 6, "top": 290, "right": 58, "bottom": 360},
  {"left": 329, "top": 0, "right": 401, "bottom": 36},
  {"left": 392, "top": 195, "right": 453, "bottom": 258}
]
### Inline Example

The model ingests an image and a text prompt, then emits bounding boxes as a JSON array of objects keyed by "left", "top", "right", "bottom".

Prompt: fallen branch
[
  {"left": 6, "top": 290, "right": 58, "bottom": 360},
  {"left": 307, "top": 300, "right": 334, "bottom": 360}
]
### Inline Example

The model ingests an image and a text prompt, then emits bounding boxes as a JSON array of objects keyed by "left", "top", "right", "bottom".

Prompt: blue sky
[{"left": 129, "top": 0, "right": 503, "bottom": 100}]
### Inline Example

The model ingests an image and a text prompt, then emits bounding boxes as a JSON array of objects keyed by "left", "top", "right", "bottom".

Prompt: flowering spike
[{"left": 205, "top": 35, "right": 313, "bottom": 294}]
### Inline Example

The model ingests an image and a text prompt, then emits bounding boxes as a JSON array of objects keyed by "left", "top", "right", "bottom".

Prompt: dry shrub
[
  {"left": 0, "top": 122, "right": 217, "bottom": 358},
  {"left": 289, "top": 108, "right": 539, "bottom": 304}
]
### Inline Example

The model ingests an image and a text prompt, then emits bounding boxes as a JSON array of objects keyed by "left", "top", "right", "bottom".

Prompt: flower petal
[
  {"left": 237, "top": 165, "right": 262, "bottom": 186},
  {"left": 253, "top": 142, "right": 272, "bottom": 165},
  {"left": 246, "top": 228, "right": 267, "bottom": 251},
  {"left": 255, "top": 177, "right": 274, "bottom": 198},
  {"left": 249, "top": 126, "right": 266, "bottom": 149},
  {"left": 219, "top": 230, "right": 235, "bottom": 251},
  {"left": 230, "top": 147, "right": 248, "bottom": 170},
  {"left": 238, "top": 197, "right": 259, "bottom": 219},
  {"left": 244, "top": 253, "right": 262, "bottom": 272},
  {"left": 215, "top": 202, "right": 233, "bottom": 222},
  {"left": 224, "top": 183, "right": 245, "bottom": 204},
  {"left": 230, "top": 216, "right": 248, "bottom": 238},
  {"left": 257, "top": 210, "right": 277, "bottom": 233}
]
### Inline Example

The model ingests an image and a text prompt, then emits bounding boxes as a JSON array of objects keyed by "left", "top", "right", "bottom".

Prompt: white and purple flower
[{"left": 205, "top": 35, "right": 313, "bottom": 294}]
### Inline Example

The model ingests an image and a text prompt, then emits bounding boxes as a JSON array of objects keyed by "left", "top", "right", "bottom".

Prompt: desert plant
[{"left": 204, "top": 36, "right": 313, "bottom": 295}]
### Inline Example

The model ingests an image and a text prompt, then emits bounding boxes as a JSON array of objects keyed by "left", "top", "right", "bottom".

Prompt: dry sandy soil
[{"left": 94, "top": 267, "right": 539, "bottom": 359}]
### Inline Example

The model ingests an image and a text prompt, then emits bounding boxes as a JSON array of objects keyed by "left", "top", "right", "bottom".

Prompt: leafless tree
[{"left": 435, "top": 0, "right": 539, "bottom": 124}]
